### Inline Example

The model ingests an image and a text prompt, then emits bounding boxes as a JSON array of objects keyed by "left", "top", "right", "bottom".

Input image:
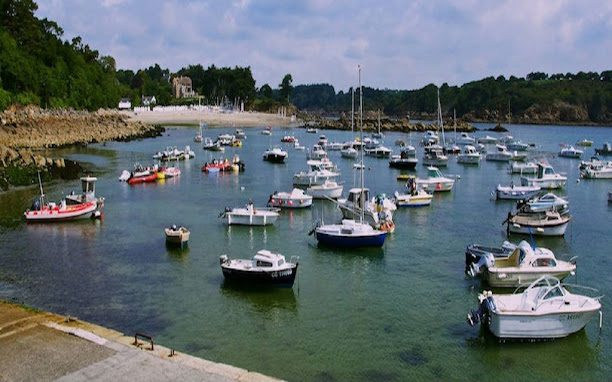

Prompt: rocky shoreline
[
  {"left": 0, "top": 105, "right": 163, "bottom": 191},
  {"left": 300, "top": 111, "right": 476, "bottom": 132}
]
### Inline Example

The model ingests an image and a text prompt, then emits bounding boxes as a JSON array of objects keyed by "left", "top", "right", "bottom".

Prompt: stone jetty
[
  {"left": 0, "top": 300, "right": 281, "bottom": 381},
  {"left": 300, "top": 111, "right": 476, "bottom": 133}
]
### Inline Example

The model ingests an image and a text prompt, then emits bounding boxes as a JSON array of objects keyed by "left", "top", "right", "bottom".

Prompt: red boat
[
  {"left": 128, "top": 172, "right": 158, "bottom": 184},
  {"left": 202, "top": 157, "right": 245, "bottom": 173},
  {"left": 281, "top": 135, "right": 296, "bottom": 143},
  {"left": 25, "top": 200, "right": 98, "bottom": 222}
]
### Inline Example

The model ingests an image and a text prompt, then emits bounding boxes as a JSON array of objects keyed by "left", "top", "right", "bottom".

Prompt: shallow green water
[{"left": 0, "top": 123, "right": 611, "bottom": 381}]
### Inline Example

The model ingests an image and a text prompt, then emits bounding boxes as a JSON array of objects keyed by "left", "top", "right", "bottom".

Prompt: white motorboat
[
  {"left": 293, "top": 168, "right": 340, "bottom": 187},
  {"left": 559, "top": 145, "right": 583, "bottom": 159},
  {"left": 268, "top": 189, "right": 312, "bottom": 209},
  {"left": 340, "top": 144, "right": 359, "bottom": 159},
  {"left": 217, "top": 134, "right": 235, "bottom": 146},
  {"left": 219, "top": 250, "right": 298, "bottom": 287},
  {"left": 306, "top": 180, "right": 344, "bottom": 199},
  {"left": 306, "top": 126, "right": 318, "bottom": 134},
  {"left": 416, "top": 167, "right": 455, "bottom": 192},
  {"left": 467, "top": 276, "right": 601, "bottom": 339},
  {"left": 510, "top": 161, "right": 538, "bottom": 174},
  {"left": 457, "top": 145, "right": 481, "bottom": 164},
  {"left": 394, "top": 177, "right": 432, "bottom": 207},
  {"left": 261, "top": 127, "right": 272, "bottom": 135},
  {"left": 220, "top": 203, "right": 280, "bottom": 226},
  {"left": 467, "top": 241, "right": 576, "bottom": 287},
  {"left": 521, "top": 193, "right": 568, "bottom": 214},
  {"left": 495, "top": 184, "right": 541, "bottom": 200},
  {"left": 421, "top": 131, "right": 439, "bottom": 146},
  {"left": 165, "top": 225, "right": 190, "bottom": 247},
  {"left": 521, "top": 163, "right": 567, "bottom": 189},
  {"left": 444, "top": 143, "right": 461, "bottom": 155},
  {"left": 456, "top": 132, "right": 476, "bottom": 145},
  {"left": 235, "top": 129, "right": 246, "bottom": 139},
  {"left": 465, "top": 241, "right": 518, "bottom": 275},
  {"left": 263, "top": 147, "right": 288, "bottom": 163},
  {"left": 307, "top": 144, "right": 327, "bottom": 160},
  {"left": 293, "top": 161, "right": 340, "bottom": 186},
  {"left": 478, "top": 135, "right": 498, "bottom": 144},
  {"left": 506, "top": 140, "right": 529, "bottom": 151},
  {"left": 506, "top": 210, "right": 571, "bottom": 236},
  {"left": 486, "top": 144, "right": 513, "bottom": 162},
  {"left": 581, "top": 161, "right": 612, "bottom": 179},
  {"left": 422, "top": 146, "right": 448, "bottom": 167},
  {"left": 326, "top": 142, "right": 343, "bottom": 151},
  {"left": 318, "top": 135, "right": 328, "bottom": 146},
  {"left": 365, "top": 145, "right": 392, "bottom": 158}
]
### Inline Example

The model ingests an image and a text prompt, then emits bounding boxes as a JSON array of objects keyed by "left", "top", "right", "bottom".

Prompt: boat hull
[
  {"left": 395, "top": 195, "right": 433, "bottom": 207},
  {"left": 263, "top": 154, "right": 287, "bottom": 163},
  {"left": 485, "top": 270, "right": 573, "bottom": 288},
  {"left": 496, "top": 188, "right": 541, "bottom": 200},
  {"left": 457, "top": 156, "right": 480, "bottom": 164},
  {"left": 306, "top": 186, "right": 343, "bottom": 199},
  {"left": 315, "top": 230, "right": 387, "bottom": 248},
  {"left": 488, "top": 310, "right": 599, "bottom": 339},
  {"left": 508, "top": 219, "right": 569, "bottom": 236},
  {"left": 389, "top": 160, "right": 417, "bottom": 169},
  {"left": 25, "top": 201, "right": 98, "bottom": 222},
  {"left": 221, "top": 265, "right": 298, "bottom": 287}
]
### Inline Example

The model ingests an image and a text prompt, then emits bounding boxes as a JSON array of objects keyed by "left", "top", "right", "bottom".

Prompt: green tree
[{"left": 279, "top": 73, "right": 293, "bottom": 103}]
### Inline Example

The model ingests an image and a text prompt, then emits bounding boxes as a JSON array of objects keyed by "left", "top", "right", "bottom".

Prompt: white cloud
[{"left": 35, "top": 0, "right": 612, "bottom": 91}]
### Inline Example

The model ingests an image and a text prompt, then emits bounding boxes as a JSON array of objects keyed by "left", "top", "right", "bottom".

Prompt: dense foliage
[{"left": 293, "top": 73, "right": 612, "bottom": 122}]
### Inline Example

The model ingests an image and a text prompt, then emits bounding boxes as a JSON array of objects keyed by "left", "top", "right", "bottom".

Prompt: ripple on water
[{"left": 398, "top": 346, "right": 428, "bottom": 366}]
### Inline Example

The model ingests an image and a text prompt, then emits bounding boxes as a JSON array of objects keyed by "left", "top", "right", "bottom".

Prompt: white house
[{"left": 118, "top": 98, "right": 132, "bottom": 110}]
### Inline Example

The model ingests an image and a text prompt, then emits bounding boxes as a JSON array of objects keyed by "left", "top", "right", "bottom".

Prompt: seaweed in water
[{"left": 398, "top": 346, "right": 428, "bottom": 366}]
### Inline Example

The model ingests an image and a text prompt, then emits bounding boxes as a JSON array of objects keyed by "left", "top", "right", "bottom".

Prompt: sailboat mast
[
  {"left": 359, "top": 65, "right": 365, "bottom": 223},
  {"left": 453, "top": 108, "right": 457, "bottom": 141},
  {"left": 37, "top": 171, "right": 44, "bottom": 204},
  {"left": 438, "top": 88, "right": 445, "bottom": 145},
  {"left": 351, "top": 88, "right": 354, "bottom": 134}
]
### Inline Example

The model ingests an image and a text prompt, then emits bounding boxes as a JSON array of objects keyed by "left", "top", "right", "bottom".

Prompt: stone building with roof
[{"left": 172, "top": 76, "right": 196, "bottom": 98}]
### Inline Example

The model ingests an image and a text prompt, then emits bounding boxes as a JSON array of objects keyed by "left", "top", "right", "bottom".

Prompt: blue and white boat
[{"left": 313, "top": 66, "right": 388, "bottom": 248}]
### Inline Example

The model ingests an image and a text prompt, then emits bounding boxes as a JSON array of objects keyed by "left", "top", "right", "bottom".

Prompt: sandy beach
[{"left": 124, "top": 109, "right": 301, "bottom": 128}]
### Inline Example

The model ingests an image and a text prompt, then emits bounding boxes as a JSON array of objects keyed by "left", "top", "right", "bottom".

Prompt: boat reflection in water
[{"left": 220, "top": 280, "right": 298, "bottom": 314}]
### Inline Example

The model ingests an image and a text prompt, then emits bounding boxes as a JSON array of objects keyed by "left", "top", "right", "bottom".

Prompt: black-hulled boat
[
  {"left": 389, "top": 146, "right": 418, "bottom": 169},
  {"left": 262, "top": 147, "right": 288, "bottom": 163},
  {"left": 220, "top": 250, "right": 298, "bottom": 287}
]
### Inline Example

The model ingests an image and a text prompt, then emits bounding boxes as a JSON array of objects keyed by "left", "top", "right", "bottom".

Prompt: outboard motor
[
  {"left": 219, "top": 255, "right": 229, "bottom": 265},
  {"left": 467, "top": 292, "right": 496, "bottom": 327},
  {"left": 466, "top": 253, "right": 495, "bottom": 278}
]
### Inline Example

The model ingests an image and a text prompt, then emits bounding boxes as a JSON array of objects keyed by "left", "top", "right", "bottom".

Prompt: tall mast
[
  {"left": 438, "top": 88, "right": 445, "bottom": 146},
  {"left": 359, "top": 65, "right": 365, "bottom": 223},
  {"left": 37, "top": 171, "right": 45, "bottom": 204},
  {"left": 351, "top": 87, "right": 354, "bottom": 135},
  {"left": 453, "top": 108, "right": 457, "bottom": 140}
]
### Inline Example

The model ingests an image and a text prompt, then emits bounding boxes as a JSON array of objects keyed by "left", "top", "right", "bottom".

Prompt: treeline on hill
[
  {"left": 293, "top": 72, "right": 612, "bottom": 123},
  {"left": 0, "top": 0, "right": 291, "bottom": 111}
]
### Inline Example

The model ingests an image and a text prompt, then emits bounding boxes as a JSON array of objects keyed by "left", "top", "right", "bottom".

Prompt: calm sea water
[{"left": 0, "top": 123, "right": 611, "bottom": 381}]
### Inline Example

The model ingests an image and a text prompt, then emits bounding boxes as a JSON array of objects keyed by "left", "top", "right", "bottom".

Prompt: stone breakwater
[
  {"left": 0, "top": 105, "right": 163, "bottom": 190},
  {"left": 301, "top": 112, "right": 475, "bottom": 133}
]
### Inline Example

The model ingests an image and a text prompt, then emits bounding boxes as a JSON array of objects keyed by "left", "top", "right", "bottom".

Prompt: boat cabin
[
  {"left": 536, "top": 163, "right": 557, "bottom": 178},
  {"left": 426, "top": 167, "right": 444, "bottom": 178},
  {"left": 66, "top": 176, "right": 97, "bottom": 204},
  {"left": 400, "top": 146, "right": 416, "bottom": 158},
  {"left": 253, "top": 250, "right": 285, "bottom": 268},
  {"left": 346, "top": 188, "right": 370, "bottom": 208}
]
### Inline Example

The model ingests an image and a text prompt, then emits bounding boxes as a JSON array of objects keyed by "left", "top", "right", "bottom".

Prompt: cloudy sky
[{"left": 37, "top": 0, "right": 611, "bottom": 91}]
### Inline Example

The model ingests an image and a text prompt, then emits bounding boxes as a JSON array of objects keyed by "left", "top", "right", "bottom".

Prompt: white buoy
[{"left": 240, "top": 186, "right": 245, "bottom": 191}]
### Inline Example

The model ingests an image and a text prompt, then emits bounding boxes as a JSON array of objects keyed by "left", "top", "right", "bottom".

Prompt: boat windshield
[{"left": 542, "top": 285, "right": 564, "bottom": 300}]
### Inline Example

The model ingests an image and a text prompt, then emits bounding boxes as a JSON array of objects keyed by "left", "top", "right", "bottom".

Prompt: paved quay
[{"left": 0, "top": 301, "right": 282, "bottom": 382}]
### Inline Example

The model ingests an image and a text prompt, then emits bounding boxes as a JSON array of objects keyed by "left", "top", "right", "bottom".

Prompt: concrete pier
[{"left": 0, "top": 301, "right": 282, "bottom": 382}]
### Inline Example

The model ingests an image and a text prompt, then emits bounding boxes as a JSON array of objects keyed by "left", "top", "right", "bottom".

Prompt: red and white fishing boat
[
  {"left": 24, "top": 173, "right": 101, "bottom": 222},
  {"left": 127, "top": 172, "right": 157, "bottom": 184}
]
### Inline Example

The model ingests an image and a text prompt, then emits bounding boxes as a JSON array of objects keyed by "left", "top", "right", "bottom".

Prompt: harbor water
[{"left": 0, "top": 123, "right": 610, "bottom": 381}]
